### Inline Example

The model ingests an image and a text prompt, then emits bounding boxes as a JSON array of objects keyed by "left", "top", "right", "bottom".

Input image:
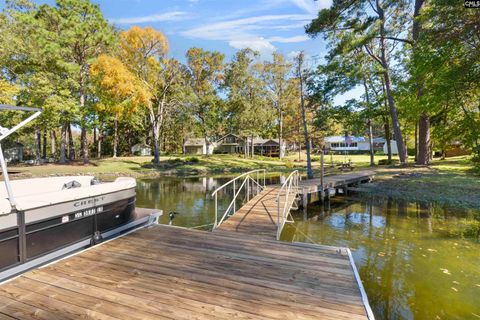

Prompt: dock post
[{"left": 320, "top": 148, "right": 325, "bottom": 202}]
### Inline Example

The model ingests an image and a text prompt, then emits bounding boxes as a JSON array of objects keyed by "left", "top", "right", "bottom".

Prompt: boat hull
[{"left": 0, "top": 188, "right": 135, "bottom": 272}]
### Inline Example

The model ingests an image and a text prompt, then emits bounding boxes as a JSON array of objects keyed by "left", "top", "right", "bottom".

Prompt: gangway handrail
[
  {"left": 211, "top": 169, "right": 266, "bottom": 229},
  {"left": 276, "top": 170, "right": 299, "bottom": 240}
]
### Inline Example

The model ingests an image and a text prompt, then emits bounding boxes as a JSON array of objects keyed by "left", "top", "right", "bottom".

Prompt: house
[
  {"left": 325, "top": 136, "right": 369, "bottom": 152},
  {"left": 214, "top": 134, "right": 285, "bottom": 157},
  {"left": 325, "top": 136, "right": 393, "bottom": 154},
  {"left": 383, "top": 140, "right": 398, "bottom": 155},
  {"left": 4, "top": 142, "right": 24, "bottom": 163},
  {"left": 215, "top": 134, "right": 245, "bottom": 154},
  {"left": 183, "top": 138, "right": 215, "bottom": 155},
  {"left": 252, "top": 138, "right": 282, "bottom": 157},
  {"left": 131, "top": 143, "right": 152, "bottom": 156}
]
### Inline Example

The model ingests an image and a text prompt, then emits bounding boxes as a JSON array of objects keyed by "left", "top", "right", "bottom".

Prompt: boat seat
[{"left": 0, "top": 176, "right": 95, "bottom": 199}]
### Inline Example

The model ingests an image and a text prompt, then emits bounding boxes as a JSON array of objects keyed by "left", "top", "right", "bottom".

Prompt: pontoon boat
[{"left": 0, "top": 105, "right": 159, "bottom": 281}]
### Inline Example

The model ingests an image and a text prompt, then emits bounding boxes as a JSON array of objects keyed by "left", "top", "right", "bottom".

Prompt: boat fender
[{"left": 91, "top": 231, "right": 103, "bottom": 245}]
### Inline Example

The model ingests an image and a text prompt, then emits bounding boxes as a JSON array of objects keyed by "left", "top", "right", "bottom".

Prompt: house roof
[
  {"left": 324, "top": 136, "right": 366, "bottom": 143},
  {"left": 216, "top": 133, "right": 244, "bottom": 144},
  {"left": 253, "top": 138, "right": 279, "bottom": 146},
  {"left": 184, "top": 138, "right": 207, "bottom": 146}
]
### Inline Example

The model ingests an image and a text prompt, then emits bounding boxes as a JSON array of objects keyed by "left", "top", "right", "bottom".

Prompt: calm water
[{"left": 136, "top": 176, "right": 480, "bottom": 320}]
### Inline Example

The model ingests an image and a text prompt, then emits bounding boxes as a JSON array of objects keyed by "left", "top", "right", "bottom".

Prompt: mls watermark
[{"left": 464, "top": 0, "right": 480, "bottom": 8}]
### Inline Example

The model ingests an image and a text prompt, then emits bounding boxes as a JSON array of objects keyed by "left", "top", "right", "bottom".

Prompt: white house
[
  {"left": 325, "top": 136, "right": 392, "bottom": 153},
  {"left": 183, "top": 138, "right": 215, "bottom": 155},
  {"left": 325, "top": 136, "right": 370, "bottom": 151},
  {"left": 383, "top": 140, "right": 398, "bottom": 155}
]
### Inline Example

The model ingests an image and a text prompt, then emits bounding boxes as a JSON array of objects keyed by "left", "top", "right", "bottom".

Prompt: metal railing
[
  {"left": 211, "top": 169, "right": 266, "bottom": 229},
  {"left": 276, "top": 170, "right": 299, "bottom": 240}
]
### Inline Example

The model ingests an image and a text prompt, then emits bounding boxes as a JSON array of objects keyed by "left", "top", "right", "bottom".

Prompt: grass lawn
[
  {"left": 362, "top": 156, "right": 480, "bottom": 209},
  {"left": 8, "top": 153, "right": 479, "bottom": 209}
]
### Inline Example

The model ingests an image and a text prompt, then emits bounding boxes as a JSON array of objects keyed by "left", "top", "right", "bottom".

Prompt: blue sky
[{"left": 1, "top": 0, "right": 362, "bottom": 104}]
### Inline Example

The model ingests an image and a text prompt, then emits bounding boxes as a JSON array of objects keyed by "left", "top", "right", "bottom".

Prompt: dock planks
[
  {"left": 298, "top": 170, "right": 375, "bottom": 195},
  {"left": 0, "top": 224, "right": 368, "bottom": 320},
  {"left": 217, "top": 186, "right": 297, "bottom": 239}
]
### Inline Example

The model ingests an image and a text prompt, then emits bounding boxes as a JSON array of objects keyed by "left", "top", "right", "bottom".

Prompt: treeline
[
  {"left": 0, "top": 0, "right": 318, "bottom": 165},
  {"left": 306, "top": 0, "right": 479, "bottom": 166},
  {"left": 0, "top": 0, "right": 478, "bottom": 170}
]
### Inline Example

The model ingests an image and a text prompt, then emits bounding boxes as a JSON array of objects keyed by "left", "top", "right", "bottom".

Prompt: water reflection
[
  {"left": 136, "top": 175, "right": 282, "bottom": 228},
  {"left": 282, "top": 197, "right": 480, "bottom": 320}
]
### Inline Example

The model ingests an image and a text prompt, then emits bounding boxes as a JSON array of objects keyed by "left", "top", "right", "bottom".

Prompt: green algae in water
[{"left": 282, "top": 198, "right": 480, "bottom": 320}]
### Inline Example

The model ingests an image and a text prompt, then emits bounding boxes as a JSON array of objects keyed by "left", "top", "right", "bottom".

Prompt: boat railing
[
  {"left": 211, "top": 169, "right": 266, "bottom": 229},
  {"left": 0, "top": 105, "right": 42, "bottom": 210},
  {"left": 276, "top": 170, "right": 299, "bottom": 240}
]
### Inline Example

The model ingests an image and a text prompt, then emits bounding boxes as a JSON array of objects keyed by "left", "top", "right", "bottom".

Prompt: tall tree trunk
[
  {"left": 93, "top": 126, "right": 97, "bottom": 159},
  {"left": 363, "top": 79, "right": 375, "bottom": 167},
  {"left": 297, "top": 52, "right": 313, "bottom": 179},
  {"left": 42, "top": 129, "right": 47, "bottom": 159},
  {"left": 150, "top": 109, "right": 160, "bottom": 164},
  {"left": 97, "top": 127, "right": 103, "bottom": 159},
  {"left": 368, "top": 119, "right": 375, "bottom": 166},
  {"left": 412, "top": 0, "right": 428, "bottom": 165},
  {"left": 384, "top": 118, "right": 392, "bottom": 162},
  {"left": 79, "top": 67, "right": 89, "bottom": 164},
  {"left": 376, "top": 0, "right": 407, "bottom": 164},
  {"left": 251, "top": 136, "right": 254, "bottom": 158},
  {"left": 417, "top": 114, "right": 430, "bottom": 164},
  {"left": 34, "top": 126, "right": 41, "bottom": 165},
  {"left": 50, "top": 130, "right": 56, "bottom": 159},
  {"left": 113, "top": 115, "right": 118, "bottom": 158},
  {"left": 278, "top": 105, "right": 284, "bottom": 159},
  {"left": 68, "top": 123, "right": 75, "bottom": 161},
  {"left": 59, "top": 122, "right": 67, "bottom": 164},
  {"left": 414, "top": 120, "right": 418, "bottom": 162}
]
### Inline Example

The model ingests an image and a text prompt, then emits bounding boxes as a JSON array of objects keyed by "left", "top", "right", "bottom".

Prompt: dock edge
[{"left": 346, "top": 248, "right": 375, "bottom": 320}]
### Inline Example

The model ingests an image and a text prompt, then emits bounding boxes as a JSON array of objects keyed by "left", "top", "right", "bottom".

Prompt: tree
[
  {"left": 185, "top": 47, "right": 225, "bottom": 148},
  {"left": 224, "top": 49, "right": 271, "bottom": 157},
  {"left": 306, "top": 0, "right": 411, "bottom": 164},
  {"left": 90, "top": 54, "right": 149, "bottom": 157},
  {"left": 263, "top": 52, "right": 292, "bottom": 159},
  {"left": 51, "top": 0, "right": 115, "bottom": 164},
  {"left": 118, "top": 26, "right": 169, "bottom": 164},
  {"left": 294, "top": 52, "right": 313, "bottom": 178}
]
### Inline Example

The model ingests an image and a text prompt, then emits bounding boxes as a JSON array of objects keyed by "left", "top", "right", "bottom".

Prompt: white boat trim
[{"left": 0, "top": 209, "right": 162, "bottom": 283}]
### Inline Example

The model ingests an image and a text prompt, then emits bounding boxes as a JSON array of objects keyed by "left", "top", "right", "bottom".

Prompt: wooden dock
[
  {"left": 217, "top": 186, "right": 297, "bottom": 239},
  {"left": 217, "top": 170, "right": 375, "bottom": 240},
  {"left": 0, "top": 224, "right": 370, "bottom": 320},
  {"left": 298, "top": 170, "right": 375, "bottom": 196}
]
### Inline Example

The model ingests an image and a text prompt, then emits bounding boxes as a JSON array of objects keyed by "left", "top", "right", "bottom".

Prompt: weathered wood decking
[
  {"left": 0, "top": 224, "right": 369, "bottom": 320},
  {"left": 217, "top": 186, "right": 297, "bottom": 239},
  {"left": 298, "top": 170, "right": 375, "bottom": 195}
]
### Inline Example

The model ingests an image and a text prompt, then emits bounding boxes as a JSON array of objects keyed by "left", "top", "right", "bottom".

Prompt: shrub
[
  {"left": 285, "top": 160, "right": 294, "bottom": 169},
  {"left": 185, "top": 156, "right": 200, "bottom": 163}
]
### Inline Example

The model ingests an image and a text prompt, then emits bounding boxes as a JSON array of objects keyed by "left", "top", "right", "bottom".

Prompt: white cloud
[
  {"left": 110, "top": 11, "right": 188, "bottom": 24},
  {"left": 268, "top": 35, "right": 309, "bottom": 43},
  {"left": 289, "top": 0, "right": 332, "bottom": 14},
  {"left": 180, "top": 14, "right": 313, "bottom": 55}
]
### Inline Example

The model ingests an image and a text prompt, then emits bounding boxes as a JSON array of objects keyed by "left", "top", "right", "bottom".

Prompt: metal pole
[
  {"left": 214, "top": 193, "right": 218, "bottom": 229},
  {"left": 320, "top": 147, "right": 325, "bottom": 200},
  {"left": 0, "top": 144, "right": 16, "bottom": 209},
  {"left": 233, "top": 179, "right": 236, "bottom": 213},
  {"left": 247, "top": 176, "right": 250, "bottom": 202},
  {"left": 0, "top": 111, "right": 41, "bottom": 142}
]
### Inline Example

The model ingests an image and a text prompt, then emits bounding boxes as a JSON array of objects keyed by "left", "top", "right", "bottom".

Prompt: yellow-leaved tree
[
  {"left": 90, "top": 54, "right": 150, "bottom": 157},
  {"left": 118, "top": 26, "right": 169, "bottom": 164}
]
